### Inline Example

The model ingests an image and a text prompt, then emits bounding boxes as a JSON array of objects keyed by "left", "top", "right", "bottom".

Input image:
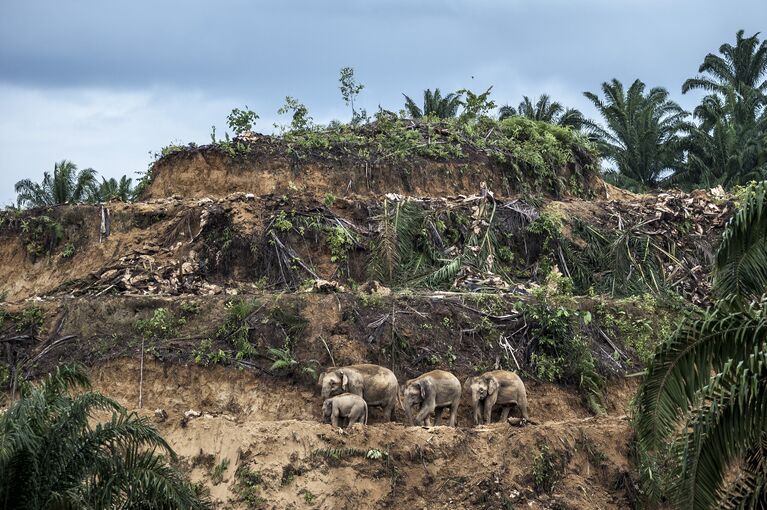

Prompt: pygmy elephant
[
  {"left": 465, "top": 370, "right": 529, "bottom": 425},
  {"left": 322, "top": 393, "right": 368, "bottom": 428},
  {"left": 318, "top": 364, "right": 399, "bottom": 421},
  {"left": 401, "top": 370, "right": 461, "bottom": 427}
]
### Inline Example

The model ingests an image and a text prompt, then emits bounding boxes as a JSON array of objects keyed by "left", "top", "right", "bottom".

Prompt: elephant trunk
[{"left": 404, "top": 398, "right": 415, "bottom": 426}]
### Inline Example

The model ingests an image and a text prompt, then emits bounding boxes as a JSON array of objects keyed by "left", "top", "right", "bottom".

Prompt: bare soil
[{"left": 91, "top": 359, "right": 637, "bottom": 510}]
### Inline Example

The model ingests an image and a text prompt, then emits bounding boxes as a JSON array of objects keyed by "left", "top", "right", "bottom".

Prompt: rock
[
  {"left": 310, "top": 279, "right": 346, "bottom": 293},
  {"left": 154, "top": 409, "right": 168, "bottom": 422},
  {"left": 184, "top": 409, "right": 201, "bottom": 419},
  {"left": 359, "top": 280, "right": 391, "bottom": 296},
  {"left": 180, "top": 262, "right": 195, "bottom": 275}
]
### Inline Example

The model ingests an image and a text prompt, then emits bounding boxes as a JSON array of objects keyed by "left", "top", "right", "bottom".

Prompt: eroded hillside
[{"left": 0, "top": 135, "right": 733, "bottom": 509}]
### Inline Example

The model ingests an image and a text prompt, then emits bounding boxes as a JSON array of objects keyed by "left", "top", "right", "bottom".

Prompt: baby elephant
[
  {"left": 322, "top": 393, "right": 368, "bottom": 428},
  {"left": 401, "top": 370, "right": 461, "bottom": 427},
  {"left": 466, "top": 370, "right": 529, "bottom": 425}
]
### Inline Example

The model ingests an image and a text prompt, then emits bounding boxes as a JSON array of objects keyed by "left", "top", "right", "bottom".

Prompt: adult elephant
[
  {"left": 465, "top": 370, "right": 529, "bottom": 425},
  {"left": 318, "top": 364, "right": 399, "bottom": 421},
  {"left": 401, "top": 370, "right": 461, "bottom": 427}
]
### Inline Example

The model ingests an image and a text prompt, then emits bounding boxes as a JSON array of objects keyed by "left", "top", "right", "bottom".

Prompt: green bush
[{"left": 532, "top": 442, "right": 567, "bottom": 493}]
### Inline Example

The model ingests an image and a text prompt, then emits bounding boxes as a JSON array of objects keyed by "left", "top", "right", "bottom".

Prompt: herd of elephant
[{"left": 319, "top": 364, "right": 529, "bottom": 428}]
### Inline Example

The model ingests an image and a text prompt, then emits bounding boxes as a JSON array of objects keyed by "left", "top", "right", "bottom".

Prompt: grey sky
[{"left": 1, "top": 0, "right": 764, "bottom": 204}]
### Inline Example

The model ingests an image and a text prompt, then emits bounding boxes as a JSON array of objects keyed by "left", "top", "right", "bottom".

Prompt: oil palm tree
[
  {"left": 634, "top": 180, "right": 767, "bottom": 509},
  {"left": 675, "top": 87, "right": 767, "bottom": 187},
  {"left": 498, "top": 94, "right": 585, "bottom": 129},
  {"left": 402, "top": 88, "right": 462, "bottom": 119},
  {"left": 0, "top": 364, "right": 210, "bottom": 509},
  {"left": 678, "top": 31, "right": 767, "bottom": 189},
  {"left": 682, "top": 30, "right": 767, "bottom": 98},
  {"left": 15, "top": 160, "right": 97, "bottom": 208},
  {"left": 583, "top": 79, "right": 689, "bottom": 189},
  {"left": 92, "top": 175, "right": 135, "bottom": 202}
]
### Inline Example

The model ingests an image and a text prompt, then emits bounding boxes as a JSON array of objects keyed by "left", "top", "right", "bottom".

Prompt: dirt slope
[{"left": 91, "top": 359, "right": 637, "bottom": 509}]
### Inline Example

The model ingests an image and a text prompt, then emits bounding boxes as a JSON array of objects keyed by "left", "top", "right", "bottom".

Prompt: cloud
[
  {"left": 0, "top": 85, "right": 241, "bottom": 204},
  {"left": 0, "top": 0, "right": 764, "bottom": 203}
]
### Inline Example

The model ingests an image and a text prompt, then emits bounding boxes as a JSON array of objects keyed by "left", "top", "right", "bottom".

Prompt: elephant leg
[
  {"left": 519, "top": 401, "right": 530, "bottom": 421},
  {"left": 473, "top": 402, "right": 483, "bottom": 425},
  {"left": 433, "top": 407, "right": 443, "bottom": 426},
  {"left": 383, "top": 396, "right": 396, "bottom": 422},
  {"left": 448, "top": 401, "right": 460, "bottom": 427},
  {"left": 500, "top": 406, "right": 511, "bottom": 422},
  {"left": 483, "top": 401, "right": 493, "bottom": 424}
]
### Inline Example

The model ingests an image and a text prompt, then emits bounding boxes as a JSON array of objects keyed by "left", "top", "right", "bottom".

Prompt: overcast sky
[{"left": 0, "top": 0, "right": 764, "bottom": 205}]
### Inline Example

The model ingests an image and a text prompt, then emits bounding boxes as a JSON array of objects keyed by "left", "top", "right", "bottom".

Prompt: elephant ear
[
  {"left": 318, "top": 372, "right": 326, "bottom": 387},
  {"left": 341, "top": 372, "right": 349, "bottom": 391},
  {"left": 486, "top": 376, "right": 499, "bottom": 396},
  {"left": 419, "top": 380, "right": 430, "bottom": 400}
]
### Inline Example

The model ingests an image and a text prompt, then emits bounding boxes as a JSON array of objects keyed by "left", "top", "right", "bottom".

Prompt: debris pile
[
  {"left": 595, "top": 187, "right": 733, "bottom": 304},
  {"left": 50, "top": 248, "right": 222, "bottom": 297}
]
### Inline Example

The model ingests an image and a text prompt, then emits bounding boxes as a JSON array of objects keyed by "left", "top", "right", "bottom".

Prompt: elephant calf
[
  {"left": 318, "top": 364, "right": 399, "bottom": 422},
  {"left": 322, "top": 393, "right": 368, "bottom": 428},
  {"left": 465, "top": 370, "right": 529, "bottom": 425},
  {"left": 401, "top": 370, "right": 461, "bottom": 427}
]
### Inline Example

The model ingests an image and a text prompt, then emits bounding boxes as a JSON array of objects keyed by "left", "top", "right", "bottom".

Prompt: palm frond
[{"left": 714, "top": 181, "right": 767, "bottom": 301}]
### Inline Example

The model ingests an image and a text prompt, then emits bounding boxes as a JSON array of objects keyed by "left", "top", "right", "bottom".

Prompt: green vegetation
[
  {"left": 584, "top": 79, "right": 688, "bottom": 190},
  {"left": 301, "top": 489, "right": 316, "bottom": 504},
  {"left": 8, "top": 31, "right": 766, "bottom": 207},
  {"left": 402, "top": 88, "right": 462, "bottom": 119},
  {"left": 14, "top": 160, "right": 97, "bottom": 208},
  {"left": 135, "top": 307, "right": 185, "bottom": 339},
  {"left": 0, "top": 364, "right": 210, "bottom": 509},
  {"left": 227, "top": 106, "right": 259, "bottom": 135},
  {"left": 499, "top": 94, "right": 585, "bottom": 130},
  {"left": 216, "top": 298, "right": 259, "bottom": 360},
  {"left": 0, "top": 306, "right": 44, "bottom": 335},
  {"left": 60, "top": 242, "right": 75, "bottom": 258},
  {"left": 339, "top": 66, "right": 366, "bottom": 124},
  {"left": 518, "top": 300, "right": 606, "bottom": 414},
  {"left": 676, "top": 30, "right": 767, "bottom": 188},
  {"left": 532, "top": 442, "right": 568, "bottom": 494},
  {"left": 92, "top": 175, "right": 135, "bottom": 202},
  {"left": 634, "top": 180, "right": 767, "bottom": 507},
  {"left": 0, "top": 210, "right": 64, "bottom": 259},
  {"left": 210, "top": 457, "right": 229, "bottom": 485},
  {"left": 233, "top": 465, "right": 265, "bottom": 508},
  {"left": 14, "top": 159, "right": 136, "bottom": 207}
]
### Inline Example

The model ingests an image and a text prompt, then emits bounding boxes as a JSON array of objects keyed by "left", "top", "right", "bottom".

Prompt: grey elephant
[
  {"left": 318, "top": 364, "right": 399, "bottom": 421},
  {"left": 322, "top": 393, "right": 368, "bottom": 428},
  {"left": 465, "top": 370, "right": 529, "bottom": 425},
  {"left": 401, "top": 369, "right": 461, "bottom": 427}
]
